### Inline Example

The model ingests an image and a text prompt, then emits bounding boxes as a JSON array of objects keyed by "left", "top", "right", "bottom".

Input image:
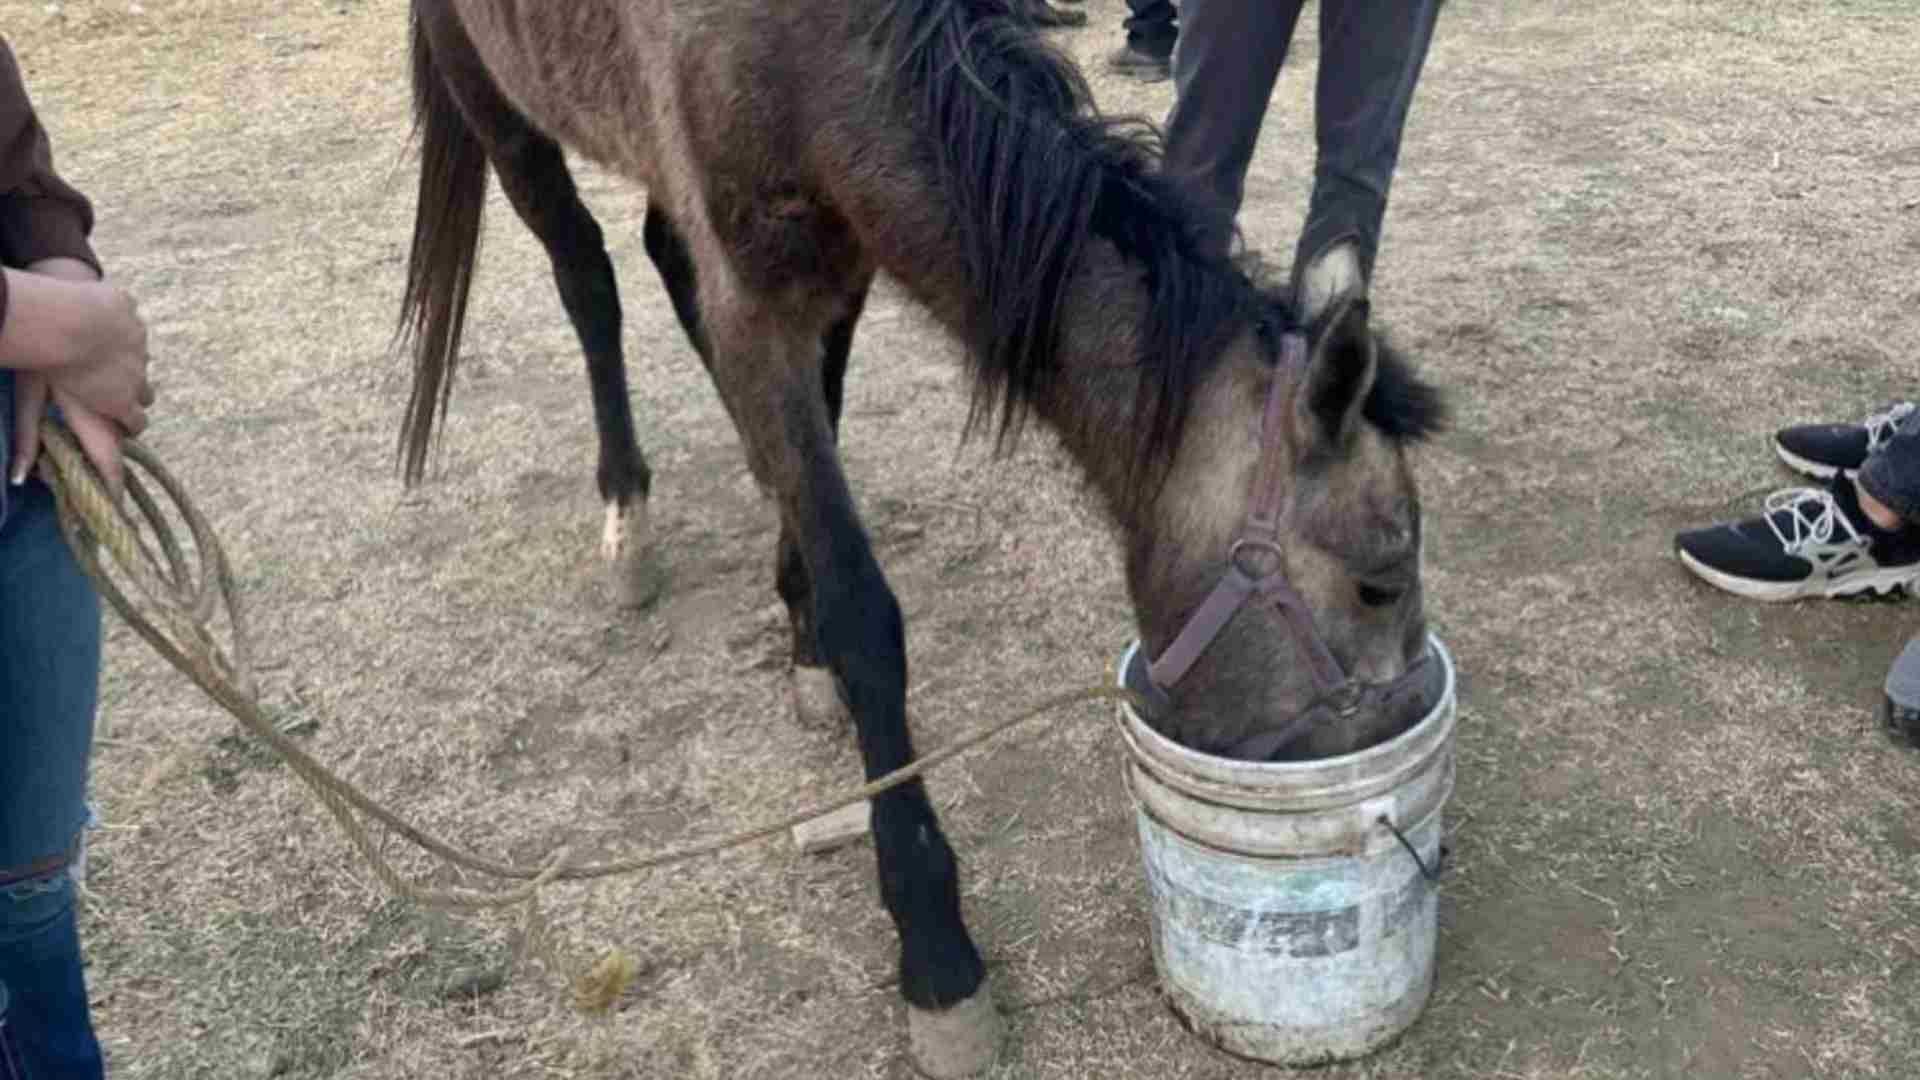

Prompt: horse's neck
[
  {"left": 829, "top": 158, "right": 1173, "bottom": 515},
  {"left": 809, "top": 30, "right": 1241, "bottom": 524},
  {"left": 1027, "top": 248, "right": 1186, "bottom": 511},
  {"left": 933, "top": 232, "right": 1173, "bottom": 515}
]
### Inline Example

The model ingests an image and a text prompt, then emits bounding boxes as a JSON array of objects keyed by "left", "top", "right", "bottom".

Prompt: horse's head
[{"left": 1126, "top": 287, "right": 1446, "bottom": 761}]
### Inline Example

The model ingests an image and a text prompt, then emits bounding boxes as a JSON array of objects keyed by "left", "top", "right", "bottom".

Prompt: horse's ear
[{"left": 1296, "top": 298, "right": 1377, "bottom": 451}]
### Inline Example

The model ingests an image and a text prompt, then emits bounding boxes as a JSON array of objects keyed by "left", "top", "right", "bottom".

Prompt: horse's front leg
[
  {"left": 700, "top": 300, "right": 1000, "bottom": 1077},
  {"left": 776, "top": 286, "right": 868, "bottom": 731}
]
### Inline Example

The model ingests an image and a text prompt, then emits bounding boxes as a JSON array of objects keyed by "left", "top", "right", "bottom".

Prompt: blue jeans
[
  {"left": 1123, "top": 0, "right": 1178, "bottom": 51},
  {"left": 0, "top": 477, "right": 105, "bottom": 1079},
  {"left": 1859, "top": 406, "right": 1920, "bottom": 528}
]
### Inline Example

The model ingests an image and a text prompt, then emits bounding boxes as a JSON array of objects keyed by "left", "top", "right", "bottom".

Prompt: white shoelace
[
  {"left": 1762, "top": 487, "right": 1866, "bottom": 557},
  {"left": 1865, "top": 401, "right": 1916, "bottom": 454}
]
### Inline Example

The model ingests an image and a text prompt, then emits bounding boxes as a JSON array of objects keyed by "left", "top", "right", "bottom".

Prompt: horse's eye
[{"left": 1357, "top": 581, "right": 1406, "bottom": 607}]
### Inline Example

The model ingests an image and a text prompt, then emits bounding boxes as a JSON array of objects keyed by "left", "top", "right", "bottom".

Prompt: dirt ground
[{"left": 8, "top": 0, "right": 1920, "bottom": 1076}]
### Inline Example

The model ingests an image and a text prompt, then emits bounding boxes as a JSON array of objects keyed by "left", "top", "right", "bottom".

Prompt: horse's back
[
  {"left": 437, "top": 1, "right": 862, "bottom": 193},
  {"left": 430, "top": 1, "right": 652, "bottom": 176}
]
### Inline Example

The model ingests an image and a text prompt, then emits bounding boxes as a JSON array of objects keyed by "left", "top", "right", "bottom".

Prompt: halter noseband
[{"left": 1143, "top": 331, "right": 1433, "bottom": 760}]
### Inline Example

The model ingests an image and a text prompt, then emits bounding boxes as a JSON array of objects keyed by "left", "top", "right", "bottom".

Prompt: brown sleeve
[{"left": 0, "top": 38, "right": 100, "bottom": 282}]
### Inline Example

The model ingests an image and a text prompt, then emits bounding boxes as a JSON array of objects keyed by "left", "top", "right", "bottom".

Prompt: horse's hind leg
[
  {"left": 494, "top": 150, "right": 659, "bottom": 606},
  {"left": 643, "top": 200, "right": 712, "bottom": 365},
  {"left": 420, "top": 12, "right": 659, "bottom": 606}
]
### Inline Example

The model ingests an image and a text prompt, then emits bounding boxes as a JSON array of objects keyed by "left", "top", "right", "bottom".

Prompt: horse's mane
[
  {"left": 875, "top": 0, "right": 1443, "bottom": 485},
  {"left": 1365, "top": 334, "right": 1447, "bottom": 441},
  {"left": 876, "top": 0, "right": 1258, "bottom": 475}
]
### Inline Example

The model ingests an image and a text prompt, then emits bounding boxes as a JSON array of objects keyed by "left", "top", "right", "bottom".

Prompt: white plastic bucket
[{"left": 1115, "top": 634, "right": 1457, "bottom": 1066}]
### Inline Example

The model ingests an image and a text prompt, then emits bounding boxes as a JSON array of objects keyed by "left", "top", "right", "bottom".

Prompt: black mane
[
  {"left": 1366, "top": 334, "right": 1448, "bottom": 442},
  {"left": 877, "top": 0, "right": 1444, "bottom": 476},
  {"left": 878, "top": 0, "right": 1259, "bottom": 474}
]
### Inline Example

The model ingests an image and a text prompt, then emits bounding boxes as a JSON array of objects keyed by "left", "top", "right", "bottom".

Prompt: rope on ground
[{"left": 34, "top": 419, "right": 1142, "bottom": 915}]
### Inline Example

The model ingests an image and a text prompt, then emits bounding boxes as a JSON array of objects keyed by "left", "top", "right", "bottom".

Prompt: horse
[{"left": 394, "top": 1, "right": 1446, "bottom": 1073}]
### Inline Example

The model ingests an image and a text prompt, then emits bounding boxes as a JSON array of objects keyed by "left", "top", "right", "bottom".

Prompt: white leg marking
[
  {"left": 605, "top": 499, "right": 661, "bottom": 609},
  {"left": 602, "top": 501, "right": 628, "bottom": 563}
]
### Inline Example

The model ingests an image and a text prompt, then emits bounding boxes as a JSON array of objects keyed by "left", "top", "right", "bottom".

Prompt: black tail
[{"left": 395, "top": 7, "right": 490, "bottom": 486}]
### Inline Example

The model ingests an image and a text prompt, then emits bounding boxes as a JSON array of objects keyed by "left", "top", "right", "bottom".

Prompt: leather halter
[{"left": 1142, "top": 331, "right": 1435, "bottom": 760}]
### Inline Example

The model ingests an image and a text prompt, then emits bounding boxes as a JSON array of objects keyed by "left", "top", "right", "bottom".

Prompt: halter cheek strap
[
  {"left": 1144, "top": 331, "right": 1443, "bottom": 760},
  {"left": 1145, "top": 332, "right": 1351, "bottom": 697}
]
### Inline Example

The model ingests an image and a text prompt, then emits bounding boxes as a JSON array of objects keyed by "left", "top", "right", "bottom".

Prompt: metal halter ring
[{"left": 1227, "top": 537, "right": 1287, "bottom": 584}]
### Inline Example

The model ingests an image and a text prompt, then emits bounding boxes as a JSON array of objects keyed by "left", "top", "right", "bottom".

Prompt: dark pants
[
  {"left": 0, "top": 479, "right": 106, "bottom": 1079},
  {"left": 1859, "top": 409, "right": 1920, "bottom": 731},
  {"left": 1860, "top": 408, "right": 1920, "bottom": 528},
  {"left": 1124, "top": 0, "right": 1178, "bottom": 52},
  {"left": 1165, "top": 0, "right": 1442, "bottom": 278}
]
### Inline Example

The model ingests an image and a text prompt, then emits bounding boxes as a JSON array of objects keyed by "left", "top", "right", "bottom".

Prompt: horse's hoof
[
  {"left": 908, "top": 983, "right": 1003, "bottom": 1079},
  {"left": 612, "top": 556, "right": 664, "bottom": 610},
  {"left": 603, "top": 500, "right": 663, "bottom": 609},
  {"left": 791, "top": 665, "right": 851, "bottom": 731}
]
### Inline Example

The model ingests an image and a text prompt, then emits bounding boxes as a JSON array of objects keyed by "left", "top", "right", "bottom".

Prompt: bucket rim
[
  {"left": 1126, "top": 749, "right": 1455, "bottom": 860},
  {"left": 1115, "top": 632, "right": 1456, "bottom": 783}
]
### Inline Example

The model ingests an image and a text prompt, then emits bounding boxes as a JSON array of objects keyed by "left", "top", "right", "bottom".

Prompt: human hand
[
  {"left": 12, "top": 372, "right": 143, "bottom": 491},
  {"left": 7, "top": 263, "right": 152, "bottom": 488}
]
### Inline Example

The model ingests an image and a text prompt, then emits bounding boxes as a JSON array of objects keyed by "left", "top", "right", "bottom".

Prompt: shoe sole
[
  {"left": 1677, "top": 547, "right": 1917, "bottom": 602},
  {"left": 1773, "top": 438, "right": 1851, "bottom": 481}
]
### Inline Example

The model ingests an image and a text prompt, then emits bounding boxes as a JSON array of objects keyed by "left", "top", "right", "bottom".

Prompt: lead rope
[{"left": 32, "top": 420, "right": 1146, "bottom": 913}]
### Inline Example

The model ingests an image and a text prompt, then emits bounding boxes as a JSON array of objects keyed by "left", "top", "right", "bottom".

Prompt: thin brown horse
[{"left": 396, "top": 1, "right": 1446, "bottom": 1073}]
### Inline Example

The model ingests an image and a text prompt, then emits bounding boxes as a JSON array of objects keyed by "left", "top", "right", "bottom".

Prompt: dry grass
[{"left": 7, "top": 0, "right": 1920, "bottom": 1076}]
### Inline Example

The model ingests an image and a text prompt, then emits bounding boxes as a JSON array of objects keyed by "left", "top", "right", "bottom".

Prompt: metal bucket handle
[{"left": 1378, "top": 814, "right": 1449, "bottom": 883}]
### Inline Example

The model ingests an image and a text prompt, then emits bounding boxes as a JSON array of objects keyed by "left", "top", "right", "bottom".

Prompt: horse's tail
[{"left": 395, "top": 5, "right": 490, "bottom": 486}]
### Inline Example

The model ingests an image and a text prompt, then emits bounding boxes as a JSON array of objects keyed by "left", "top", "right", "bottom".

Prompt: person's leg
[
  {"left": 1163, "top": 0, "right": 1307, "bottom": 256},
  {"left": 1887, "top": 630, "right": 1920, "bottom": 746},
  {"left": 0, "top": 478, "right": 105, "bottom": 1079},
  {"left": 1857, "top": 405, "right": 1920, "bottom": 531},
  {"left": 1111, "top": 0, "right": 1179, "bottom": 78},
  {"left": 1293, "top": 0, "right": 1443, "bottom": 288},
  {"left": 1819, "top": 409, "right": 1920, "bottom": 745},
  {"left": 1123, "top": 0, "right": 1177, "bottom": 36},
  {"left": 1014, "top": 0, "right": 1087, "bottom": 30}
]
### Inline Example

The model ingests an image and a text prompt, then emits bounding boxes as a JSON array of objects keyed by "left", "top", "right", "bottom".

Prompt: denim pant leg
[
  {"left": 0, "top": 479, "right": 105, "bottom": 1080},
  {"left": 1164, "top": 0, "right": 1440, "bottom": 273},
  {"left": 1293, "top": 0, "right": 1442, "bottom": 285},
  {"left": 1164, "top": 0, "right": 1308, "bottom": 257},
  {"left": 1123, "top": 0, "right": 1179, "bottom": 50},
  {"left": 1858, "top": 407, "right": 1920, "bottom": 528}
]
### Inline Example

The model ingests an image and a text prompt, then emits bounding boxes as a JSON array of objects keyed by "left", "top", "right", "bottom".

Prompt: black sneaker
[
  {"left": 1674, "top": 474, "right": 1920, "bottom": 601},
  {"left": 1017, "top": 0, "right": 1088, "bottom": 27},
  {"left": 1774, "top": 401, "right": 1915, "bottom": 479},
  {"left": 1107, "top": 42, "right": 1173, "bottom": 82}
]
